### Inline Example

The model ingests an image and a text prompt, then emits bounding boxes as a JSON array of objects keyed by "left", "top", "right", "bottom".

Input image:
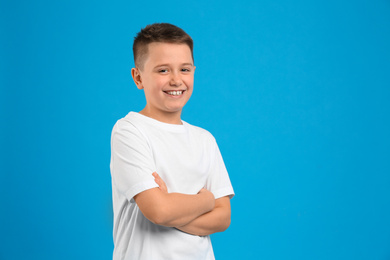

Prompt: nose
[{"left": 169, "top": 72, "right": 182, "bottom": 87}]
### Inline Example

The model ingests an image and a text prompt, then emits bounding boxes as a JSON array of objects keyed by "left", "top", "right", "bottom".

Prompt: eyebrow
[{"left": 153, "top": 63, "right": 194, "bottom": 69}]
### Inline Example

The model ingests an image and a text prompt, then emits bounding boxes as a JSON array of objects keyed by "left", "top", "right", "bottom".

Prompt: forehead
[{"left": 144, "top": 42, "right": 193, "bottom": 67}]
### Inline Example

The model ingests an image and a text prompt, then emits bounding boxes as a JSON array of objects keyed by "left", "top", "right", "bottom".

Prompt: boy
[{"left": 110, "top": 23, "right": 234, "bottom": 260}]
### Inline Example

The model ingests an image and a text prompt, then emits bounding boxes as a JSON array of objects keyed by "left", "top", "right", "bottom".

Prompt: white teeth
[{"left": 166, "top": 90, "right": 183, "bottom": 96}]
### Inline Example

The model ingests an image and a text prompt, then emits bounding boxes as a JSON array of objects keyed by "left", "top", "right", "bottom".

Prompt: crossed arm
[{"left": 133, "top": 172, "right": 231, "bottom": 236}]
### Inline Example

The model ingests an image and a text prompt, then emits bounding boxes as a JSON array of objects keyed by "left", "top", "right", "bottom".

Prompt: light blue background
[{"left": 1, "top": 0, "right": 389, "bottom": 259}]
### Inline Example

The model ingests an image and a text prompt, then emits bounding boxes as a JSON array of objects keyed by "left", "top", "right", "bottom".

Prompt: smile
[{"left": 164, "top": 90, "right": 184, "bottom": 96}]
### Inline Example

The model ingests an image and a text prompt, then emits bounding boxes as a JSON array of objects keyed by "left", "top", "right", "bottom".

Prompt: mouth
[{"left": 163, "top": 90, "right": 186, "bottom": 96}]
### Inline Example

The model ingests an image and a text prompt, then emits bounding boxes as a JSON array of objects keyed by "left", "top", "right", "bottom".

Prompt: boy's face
[{"left": 132, "top": 42, "right": 195, "bottom": 123}]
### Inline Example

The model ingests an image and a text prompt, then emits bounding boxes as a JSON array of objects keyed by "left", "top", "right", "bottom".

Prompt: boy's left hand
[{"left": 152, "top": 172, "right": 168, "bottom": 193}]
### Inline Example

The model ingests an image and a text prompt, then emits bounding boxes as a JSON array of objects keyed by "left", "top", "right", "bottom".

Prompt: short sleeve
[
  {"left": 205, "top": 138, "right": 235, "bottom": 199},
  {"left": 110, "top": 120, "right": 159, "bottom": 202}
]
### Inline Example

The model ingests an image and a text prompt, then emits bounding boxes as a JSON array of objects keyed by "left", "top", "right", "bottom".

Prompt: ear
[{"left": 131, "top": 68, "right": 143, "bottom": 89}]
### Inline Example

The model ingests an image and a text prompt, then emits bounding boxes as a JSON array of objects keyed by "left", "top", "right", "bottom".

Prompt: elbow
[
  {"left": 146, "top": 211, "right": 162, "bottom": 225},
  {"left": 149, "top": 214, "right": 168, "bottom": 226},
  {"left": 217, "top": 208, "right": 231, "bottom": 232},
  {"left": 145, "top": 206, "right": 172, "bottom": 226},
  {"left": 220, "top": 216, "right": 231, "bottom": 232},
  {"left": 135, "top": 188, "right": 194, "bottom": 227},
  {"left": 136, "top": 191, "right": 173, "bottom": 226}
]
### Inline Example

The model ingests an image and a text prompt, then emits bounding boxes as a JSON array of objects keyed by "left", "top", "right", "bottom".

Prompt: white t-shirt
[{"left": 110, "top": 112, "right": 234, "bottom": 260}]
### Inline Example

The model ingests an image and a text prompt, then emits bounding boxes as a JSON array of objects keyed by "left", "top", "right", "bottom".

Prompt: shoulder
[
  {"left": 183, "top": 121, "right": 217, "bottom": 144},
  {"left": 111, "top": 112, "right": 146, "bottom": 140},
  {"left": 113, "top": 112, "right": 135, "bottom": 131}
]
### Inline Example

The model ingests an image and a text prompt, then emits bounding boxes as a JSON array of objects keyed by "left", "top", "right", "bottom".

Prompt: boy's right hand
[{"left": 152, "top": 172, "right": 168, "bottom": 193}]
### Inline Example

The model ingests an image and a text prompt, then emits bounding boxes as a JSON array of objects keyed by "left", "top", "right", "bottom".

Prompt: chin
[
  {"left": 166, "top": 103, "right": 187, "bottom": 112},
  {"left": 166, "top": 108, "right": 183, "bottom": 113}
]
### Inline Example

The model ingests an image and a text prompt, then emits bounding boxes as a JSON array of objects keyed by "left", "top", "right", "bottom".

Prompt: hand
[
  {"left": 153, "top": 172, "right": 168, "bottom": 193},
  {"left": 198, "top": 188, "right": 210, "bottom": 194},
  {"left": 198, "top": 188, "right": 215, "bottom": 210}
]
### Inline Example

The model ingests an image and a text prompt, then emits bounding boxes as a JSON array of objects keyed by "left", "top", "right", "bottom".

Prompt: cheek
[
  {"left": 151, "top": 77, "right": 168, "bottom": 89},
  {"left": 185, "top": 82, "right": 194, "bottom": 97},
  {"left": 144, "top": 78, "right": 165, "bottom": 93},
  {"left": 184, "top": 77, "right": 194, "bottom": 88}
]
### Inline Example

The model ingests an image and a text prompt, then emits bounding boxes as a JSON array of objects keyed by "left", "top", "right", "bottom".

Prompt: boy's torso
[
  {"left": 125, "top": 112, "right": 213, "bottom": 194},
  {"left": 111, "top": 112, "right": 217, "bottom": 260}
]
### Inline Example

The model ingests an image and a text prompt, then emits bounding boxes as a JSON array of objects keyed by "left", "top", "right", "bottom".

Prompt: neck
[{"left": 139, "top": 108, "right": 183, "bottom": 125}]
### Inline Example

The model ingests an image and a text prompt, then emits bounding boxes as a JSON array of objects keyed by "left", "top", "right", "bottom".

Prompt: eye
[
  {"left": 158, "top": 69, "right": 168, "bottom": 73},
  {"left": 181, "top": 68, "right": 191, "bottom": 72}
]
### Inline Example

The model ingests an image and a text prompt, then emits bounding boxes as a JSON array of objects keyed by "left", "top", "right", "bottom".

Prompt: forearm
[
  {"left": 134, "top": 187, "right": 215, "bottom": 228},
  {"left": 176, "top": 196, "right": 231, "bottom": 236},
  {"left": 157, "top": 191, "right": 215, "bottom": 227}
]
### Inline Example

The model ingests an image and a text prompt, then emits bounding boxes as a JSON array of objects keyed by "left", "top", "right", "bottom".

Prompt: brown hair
[{"left": 133, "top": 23, "right": 194, "bottom": 69}]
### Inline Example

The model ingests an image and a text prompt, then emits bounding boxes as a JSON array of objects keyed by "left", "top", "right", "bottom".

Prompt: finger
[
  {"left": 154, "top": 175, "right": 163, "bottom": 185},
  {"left": 153, "top": 173, "right": 163, "bottom": 182},
  {"left": 157, "top": 178, "right": 164, "bottom": 187},
  {"left": 154, "top": 176, "right": 162, "bottom": 186},
  {"left": 154, "top": 175, "right": 165, "bottom": 190},
  {"left": 152, "top": 172, "right": 168, "bottom": 192},
  {"left": 153, "top": 173, "right": 163, "bottom": 183},
  {"left": 198, "top": 188, "right": 208, "bottom": 194},
  {"left": 153, "top": 173, "right": 161, "bottom": 184},
  {"left": 157, "top": 177, "right": 167, "bottom": 192},
  {"left": 160, "top": 180, "right": 167, "bottom": 191}
]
